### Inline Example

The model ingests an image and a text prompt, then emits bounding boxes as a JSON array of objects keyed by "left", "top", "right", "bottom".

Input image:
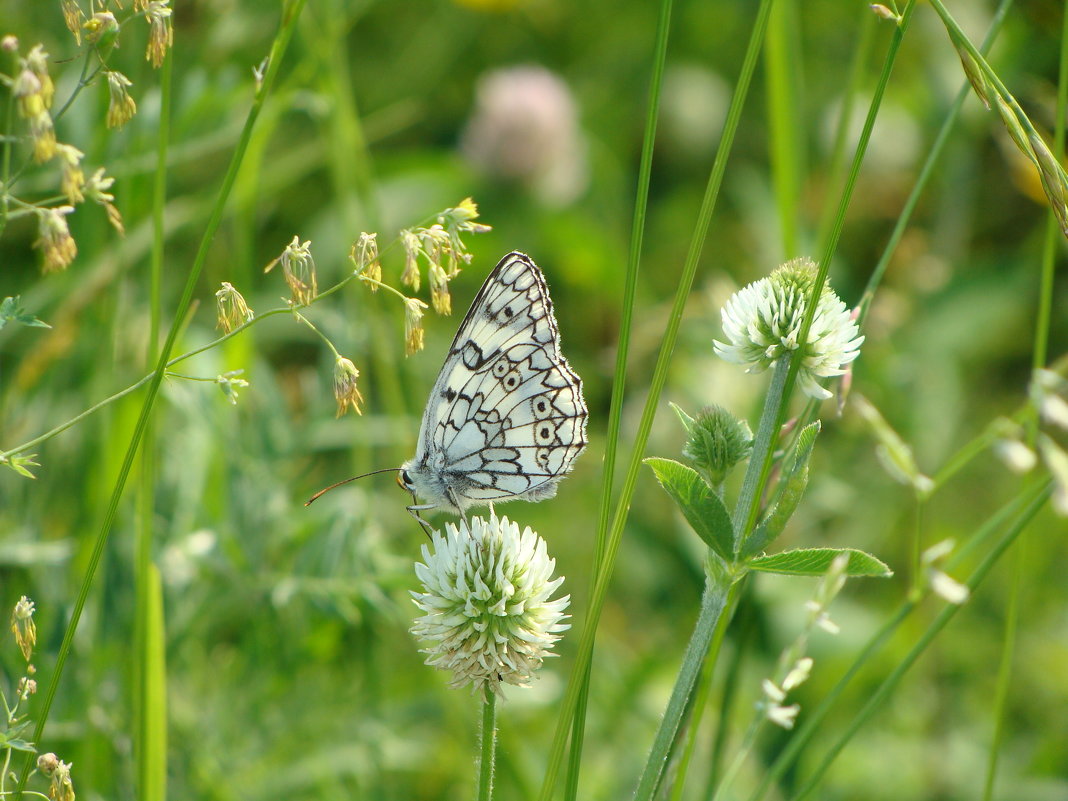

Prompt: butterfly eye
[{"left": 398, "top": 470, "right": 412, "bottom": 490}]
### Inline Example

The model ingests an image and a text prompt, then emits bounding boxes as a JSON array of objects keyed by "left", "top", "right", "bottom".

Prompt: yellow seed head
[{"left": 333, "top": 356, "right": 364, "bottom": 417}]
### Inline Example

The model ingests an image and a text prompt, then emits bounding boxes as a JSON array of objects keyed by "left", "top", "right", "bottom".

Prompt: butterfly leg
[{"left": 406, "top": 503, "right": 437, "bottom": 538}]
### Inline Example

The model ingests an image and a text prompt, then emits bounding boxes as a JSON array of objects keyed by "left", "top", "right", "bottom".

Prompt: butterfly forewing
[{"left": 408, "top": 251, "right": 588, "bottom": 512}]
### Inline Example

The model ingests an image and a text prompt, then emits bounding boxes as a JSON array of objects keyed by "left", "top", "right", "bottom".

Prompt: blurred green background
[{"left": 1, "top": 1, "right": 1066, "bottom": 799}]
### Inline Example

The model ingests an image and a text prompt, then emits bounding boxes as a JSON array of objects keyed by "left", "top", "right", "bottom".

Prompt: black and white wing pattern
[{"left": 400, "top": 251, "right": 588, "bottom": 514}]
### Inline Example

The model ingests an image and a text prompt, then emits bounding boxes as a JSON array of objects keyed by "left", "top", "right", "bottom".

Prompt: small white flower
[
  {"left": 782, "top": 657, "right": 813, "bottom": 691},
  {"left": 761, "top": 679, "right": 786, "bottom": 704},
  {"left": 410, "top": 515, "right": 570, "bottom": 699},
  {"left": 767, "top": 703, "right": 800, "bottom": 730},
  {"left": 993, "top": 438, "right": 1037, "bottom": 473},
  {"left": 921, "top": 538, "right": 956, "bottom": 565},
  {"left": 929, "top": 570, "right": 970, "bottom": 605},
  {"left": 714, "top": 258, "right": 864, "bottom": 400}
]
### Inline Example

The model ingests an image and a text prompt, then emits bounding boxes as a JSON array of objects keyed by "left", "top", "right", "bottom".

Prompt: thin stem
[
  {"left": 982, "top": 6, "right": 1067, "bottom": 796},
  {"left": 669, "top": 577, "right": 745, "bottom": 801},
  {"left": 477, "top": 693, "right": 498, "bottom": 801},
  {"left": 0, "top": 58, "right": 15, "bottom": 236},
  {"left": 135, "top": 40, "right": 171, "bottom": 801},
  {"left": 788, "top": 483, "right": 1051, "bottom": 801},
  {"left": 815, "top": 7, "right": 876, "bottom": 253},
  {"left": 745, "top": 479, "right": 1047, "bottom": 801},
  {"left": 292, "top": 311, "right": 341, "bottom": 358},
  {"left": 733, "top": 358, "right": 792, "bottom": 552},
  {"left": 536, "top": 2, "right": 773, "bottom": 796},
  {"left": 0, "top": 267, "right": 405, "bottom": 463},
  {"left": 632, "top": 577, "right": 736, "bottom": 801},
  {"left": 856, "top": 0, "right": 1014, "bottom": 326},
  {"left": 568, "top": 1, "right": 674, "bottom": 796},
  {"left": 981, "top": 541, "right": 1022, "bottom": 801},
  {"left": 11, "top": 4, "right": 309, "bottom": 798}
]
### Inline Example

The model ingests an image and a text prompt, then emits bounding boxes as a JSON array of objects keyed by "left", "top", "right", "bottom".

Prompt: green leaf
[
  {"left": 0, "top": 296, "right": 51, "bottom": 331},
  {"left": 2, "top": 454, "right": 40, "bottom": 479},
  {"left": 645, "top": 457, "right": 734, "bottom": 560},
  {"left": 743, "top": 421, "right": 821, "bottom": 558},
  {"left": 749, "top": 547, "right": 892, "bottom": 577},
  {"left": 669, "top": 401, "right": 696, "bottom": 434}
]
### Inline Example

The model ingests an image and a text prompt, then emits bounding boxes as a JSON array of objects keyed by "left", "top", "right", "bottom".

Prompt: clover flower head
[
  {"left": 714, "top": 258, "right": 864, "bottom": 400},
  {"left": 411, "top": 515, "right": 570, "bottom": 700}
]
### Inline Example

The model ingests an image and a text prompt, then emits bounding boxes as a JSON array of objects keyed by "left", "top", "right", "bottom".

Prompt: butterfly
[
  {"left": 307, "top": 251, "right": 588, "bottom": 531},
  {"left": 398, "top": 251, "right": 588, "bottom": 527}
]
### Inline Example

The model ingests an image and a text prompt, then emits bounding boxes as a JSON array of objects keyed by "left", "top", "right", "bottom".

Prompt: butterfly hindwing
[{"left": 410, "top": 251, "right": 587, "bottom": 510}]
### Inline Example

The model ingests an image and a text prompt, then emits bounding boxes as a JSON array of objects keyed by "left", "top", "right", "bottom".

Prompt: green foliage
[
  {"left": 748, "top": 547, "right": 892, "bottom": 578},
  {"left": 1, "top": 1, "right": 1067, "bottom": 800},
  {"left": 743, "top": 420, "right": 820, "bottom": 559},
  {"left": 644, "top": 456, "right": 734, "bottom": 561},
  {"left": 0, "top": 297, "right": 49, "bottom": 331}
]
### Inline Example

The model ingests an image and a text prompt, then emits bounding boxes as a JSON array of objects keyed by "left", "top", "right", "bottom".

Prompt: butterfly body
[{"left": 400, "top": 251, "right": 587, "bottom": 521}]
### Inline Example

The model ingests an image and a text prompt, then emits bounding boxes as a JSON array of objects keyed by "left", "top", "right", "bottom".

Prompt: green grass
[{"left": 1, "top": 1, "right": 1067, "bottom": 800}]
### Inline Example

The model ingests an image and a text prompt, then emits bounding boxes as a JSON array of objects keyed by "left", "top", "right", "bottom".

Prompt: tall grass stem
[
  {"left": 12, "top": 4, "right": 309, "bottom": 797},
  {"left": 567, "top": 0, "right": 674, "bottom": 797},
  {"left": 536, "top": 2, "right": 773, "bottom": 797}
]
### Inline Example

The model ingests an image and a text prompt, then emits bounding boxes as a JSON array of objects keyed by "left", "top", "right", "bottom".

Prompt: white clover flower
[
  {"left": 714, "top": 258, "right": 864, "bottom": 400},
  {"left": 411, "top": 515, "right": 570, "bottom": 699}
]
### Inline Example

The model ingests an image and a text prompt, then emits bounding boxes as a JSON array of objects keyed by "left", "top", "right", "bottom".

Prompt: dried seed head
[
  {"left": 350, "top": 232, "right": 381, "bottom": 289},
  {"left": 403, "top": 297, "right": 428, "bottom": 356},
  {"left": 24, "top": 45, "right": 54, "bottom": 109},
  {"left": 145, "top": 1, "right": 174, "bottom": 68},
  {"left": 215, "top": 282, "right": 254, "bottom": 333},
  {"left": 62, "top": 1, "right": 84, "bottom": 44},
  {"left": 266, "top": 236, "right": 317, "bottom": 306},
  {"left": 11, "top": 596, "right": 37, "bottom": 662},
  {"left": 333, "top": 356, "right": 364, "bottom": 417},
  {"left": 428, "top": 261, "right": 451, "bottom": 315},
  {"left": 36, "top": 207, "right": 77, "bottom": 273},
  {"left": 401, "top": 229, "right": 422, "bottom": 290},
  {"left": 106, "top": 71, "right": 137, "bottom": 129},
  {"left": 85, "top": 168, "right": 124, "bottom": 234},
  {"left": 55, "top": 143, "right": 86, "bottom": 204}
]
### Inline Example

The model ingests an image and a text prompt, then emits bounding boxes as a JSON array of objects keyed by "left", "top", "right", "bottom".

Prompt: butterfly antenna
[{"left": 305, "top": 467, "right": 402, "bottom": 506}]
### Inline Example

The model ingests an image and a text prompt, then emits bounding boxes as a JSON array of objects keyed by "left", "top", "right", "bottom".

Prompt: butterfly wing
[{"left": 408, "top": 251, "right": 587, "bottom": 511}]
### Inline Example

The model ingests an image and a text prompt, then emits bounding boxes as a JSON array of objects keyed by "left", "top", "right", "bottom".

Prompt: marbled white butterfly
[{"left": 308, "top": 251, "right": 588, "bottom": 530}]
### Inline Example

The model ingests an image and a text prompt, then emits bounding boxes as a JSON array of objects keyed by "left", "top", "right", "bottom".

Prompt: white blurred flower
[
  {"left": 714, "top": 258, "right": 864, "bottom": 400},
  {"left": 410, "top": 514, "right": 570, "bottom": 699},
  {"left": 782, "top": 656, "right": 813, "bottom": 691},
  {"left": 921, "top": 539, "right": 970, "bottom": 604},
  {"left": 461, "top": 65, "right": 587, "bottom": 205},
  {"left": 993, "top": 438, "right": 1037, "bottom": 473},
  {"left": 767, "top": 703, "right": 800, "bottom": 730}
]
